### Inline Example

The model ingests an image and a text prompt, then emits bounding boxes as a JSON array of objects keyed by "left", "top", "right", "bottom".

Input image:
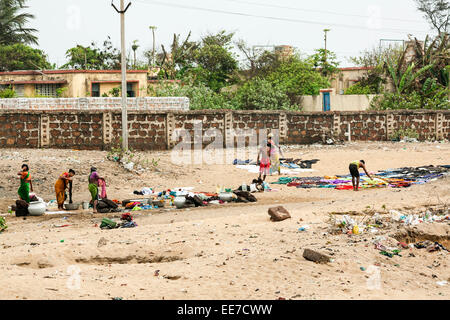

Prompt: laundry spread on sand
[
  {"left": 233, "top": 158, "right": 319, "bottom": 175},
  {"left": 272, "top": 165, "right": 450, "bottom": 190}
]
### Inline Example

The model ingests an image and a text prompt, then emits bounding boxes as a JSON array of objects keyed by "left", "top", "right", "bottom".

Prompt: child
[
  {"left": 257, "top": 142, "right": 271, "bottom": 181},
  {"left": 268, "top": 133, "right": 284, "bottom": 175},
  {"left": 349, "top": 160, "right": 373, "bottom": 191}
]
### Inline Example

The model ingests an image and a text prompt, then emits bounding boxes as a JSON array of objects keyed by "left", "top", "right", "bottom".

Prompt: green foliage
[
  {"left": 194, "top": 31, "right": 238, "bottom": 91},
  {"left": 0, "top": 43, "right": 52, "bottom": 71},
  {"left": 107, "top": 138, "right": 159, "bottom": 172},
  {"left": 149, "top": 80, "right": 234, "bottom": 110},
  {"left": 265, "top": 56, "right": 330, "bottom": 97},
  {"left": 344, "top": 83, "right": 374, "bottom": 95},
  {"left": 0, "top": 86, "right": 16, "bottom": 98},
  {"left": 233, "top": 77, "right": 293, "bottom": 110},
  {"left": 62, "top": 36, "right": 121, "bottom": 70},
  {"left": 370, "top": 91, "right": 449, "bottom": 110},
  {"left": 308, "top": 48, "right": 340, "bottom": 77},
  {"left": 411, "top": 33, "right": 450, "bottom": 88},
  {"left": 235, "top": 39, "right": 279, "bottom": 79},
  {"left": 0, "top": 216, "right": 7, "bottom": 232},
  {"left": 153, "top": 31, "right": 238, "bottom": 92},
  {"left": 389, "top": 127, "right": 420, "bottom": 141},
  {"left": 386, "top": 59, "right": 434, "bottom": 94},
  {"left": 56, "top": 87, "right": 68, "bottom": 98},
  {"left": 0, "top": 0, "right": 38, "bottom": 46},
  {"left": 350, "top": 45, "right": 404, "bottom": 93},
  {"left": 108, "top": 87, "right": 121, "bottom": 97}
]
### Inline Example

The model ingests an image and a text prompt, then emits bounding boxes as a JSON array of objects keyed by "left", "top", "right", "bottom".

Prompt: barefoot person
[
  {"left": 88, "top": 167, "right": 104, "bottom": 213},
  {"left": 257, "top": 142, "right": 271, "bottom": 182},
  {"left": 17, "top": 164, "right": 33, "bottom": 203},
  {"left": 55, "top": 169, "right": 76, "bottom": 210},
  {"left": 349, "top": 160, "right": 373, "bottom": 191}
]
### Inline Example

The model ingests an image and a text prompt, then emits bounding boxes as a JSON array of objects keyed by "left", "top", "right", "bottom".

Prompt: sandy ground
[{"left": 0, "top": 141, "right": 449, "bottom": 300}]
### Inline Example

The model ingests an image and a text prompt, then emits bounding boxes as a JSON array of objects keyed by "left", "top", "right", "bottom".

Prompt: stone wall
[
  {"left": 0, "top": 97, "right": 189, "bottom": 111},
  {"left": 0, "top": 109, "right": 448, "bottom": 151}
]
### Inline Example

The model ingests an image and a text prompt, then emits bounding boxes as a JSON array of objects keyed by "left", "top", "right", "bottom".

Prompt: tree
[
  {"left": 349, "top": 45, "right": 404, "bottom": 94},
  {"left": 155, "top": 32, "right": 199, "bottom": 79},
  {"left": 265, "top": 56, "right": 330, "bottom": 99},
  {"left": 386, "top": 59, "right": 434, "bottom": 94},
  {"left": 194, "top": 31, "right": 238, "bottom": 91},
  {"left": 0, "top": 0, "right": 38, "bottom": 45},
  {"left": 308, "top": 49, "right": 340, "bottom": 77},
  {"left": 415, "top": 0, "right": 450, "bottom": 35},
  {"left": 234, "top": 77, "right": 292, "bottom": 110},
  {"left": 62, "top": 36, "right": 121, "bottom": 70},
  {"left": 410, "top": 33, "right": 450, "bottom": 87},
  {"left": 235, "top": 39, "right": 279, "bottom": 79},
  {"left": 0, "top": 43, "right": 52, "bottom": 71}
]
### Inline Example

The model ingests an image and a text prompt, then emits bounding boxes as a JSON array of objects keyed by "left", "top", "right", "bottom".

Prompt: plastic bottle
[{"left": 242, "top": 182, "right": 247, "bottom": 191}]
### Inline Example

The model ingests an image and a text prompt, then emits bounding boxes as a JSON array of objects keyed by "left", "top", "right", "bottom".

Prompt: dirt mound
[{"left": 392, "top": 223, "right": 450, "bottom": 248}]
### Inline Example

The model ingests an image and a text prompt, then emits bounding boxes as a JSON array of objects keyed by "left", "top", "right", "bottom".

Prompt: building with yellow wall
[{"left": 0, "top": 70, "right": 148, "bottom": 98}]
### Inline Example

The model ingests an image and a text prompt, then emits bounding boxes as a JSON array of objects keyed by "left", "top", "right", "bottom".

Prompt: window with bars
[
  {"left": 127, "top": 83, "right": 135, "bottom": 97},
  {"left": 92, "top": 83, "right": 100, "bottom": 97},
  {"left": 14, "top": 84, "right": 25, "bottom": 97},
  {"left": 35, "top": 84, "right": 61, "bottom": 97}
]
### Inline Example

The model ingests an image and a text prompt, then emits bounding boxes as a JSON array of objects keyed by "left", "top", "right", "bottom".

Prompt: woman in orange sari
[{"left": 55, "top": 169, "right": 76, "bottom": 210}]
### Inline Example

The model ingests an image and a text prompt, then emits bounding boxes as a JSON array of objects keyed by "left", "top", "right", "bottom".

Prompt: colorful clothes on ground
[{"left": 18, "top": 171, "right": 31, "bottom": 203}]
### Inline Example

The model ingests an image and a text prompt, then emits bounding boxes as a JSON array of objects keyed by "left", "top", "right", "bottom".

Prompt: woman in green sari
[
  {"left": 88, "top": 167, "right": 104, "bottom": 213},
  {"left": 18, "top": 164, "right": 33, "bottom": 203}
]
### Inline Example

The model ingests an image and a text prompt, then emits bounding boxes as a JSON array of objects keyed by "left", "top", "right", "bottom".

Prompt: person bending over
[{"left": 349, "top": 160, "right": 372, "bottom": 191}]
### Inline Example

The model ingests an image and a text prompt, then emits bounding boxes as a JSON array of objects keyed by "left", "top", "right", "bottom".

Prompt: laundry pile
[
  {"left": 280, "top": 158, "right": 320, "bottom": 169},
  {"left": 233, "top": 158, "right": 317, "bottom": 175},
  {"left": 272, "top": 165, "right": 450, "bottom": 190},
  {"left": 122, "top": 186, "right": 258, "bottom": 211}
]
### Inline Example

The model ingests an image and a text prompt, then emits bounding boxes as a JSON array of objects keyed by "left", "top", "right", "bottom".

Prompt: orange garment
[
  {"left": 21, "top": 171, "right": 31, "bottom": 182},
  {"left": 55, "top": 172, "right": 69, "bottom": 206}
]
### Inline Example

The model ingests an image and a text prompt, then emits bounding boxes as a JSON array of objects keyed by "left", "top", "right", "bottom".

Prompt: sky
[{"left": 27, "top": 0, "right": 434, "bottom": 68}]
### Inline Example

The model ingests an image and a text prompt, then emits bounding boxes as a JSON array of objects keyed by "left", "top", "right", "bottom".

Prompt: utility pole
[
  {"left": 149, "top": 26, "right": 157, "bottom": 66},
  {"left": 112, "top": 0, "right": 132, "bottom": 151},
  {"left": 323, "top": 29, "right": 330, "bottom": 66}
]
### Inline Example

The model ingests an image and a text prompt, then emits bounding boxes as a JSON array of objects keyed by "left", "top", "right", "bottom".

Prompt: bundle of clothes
[
  {"left": 100, "top": 212, "right": 137, "bottom": 229},
  {"left": 95, "top": 198, "right": 122, "bottom": 214}
]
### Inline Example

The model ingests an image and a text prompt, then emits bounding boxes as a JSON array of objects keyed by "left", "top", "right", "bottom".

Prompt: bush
[
  {"left": 389, "top": 127, "right": 419, "bottom": 141},
  {"left": 344, "top": 82, "right": 373, "bottom": 95},
  {"left": 234, "top": 77, "right": 293, "bottom": 110},
  {"left": 370, "top": 92, "right": 449, "bottom": 110},
  {"left": 265, "top": 57, "right": 330, "bottom": 97},
  {"left": 149, "top": 80, "right": 234, "bottom": 110},
  {"left": 0, "top": 87, "right": 16, "bottom": 98}
]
